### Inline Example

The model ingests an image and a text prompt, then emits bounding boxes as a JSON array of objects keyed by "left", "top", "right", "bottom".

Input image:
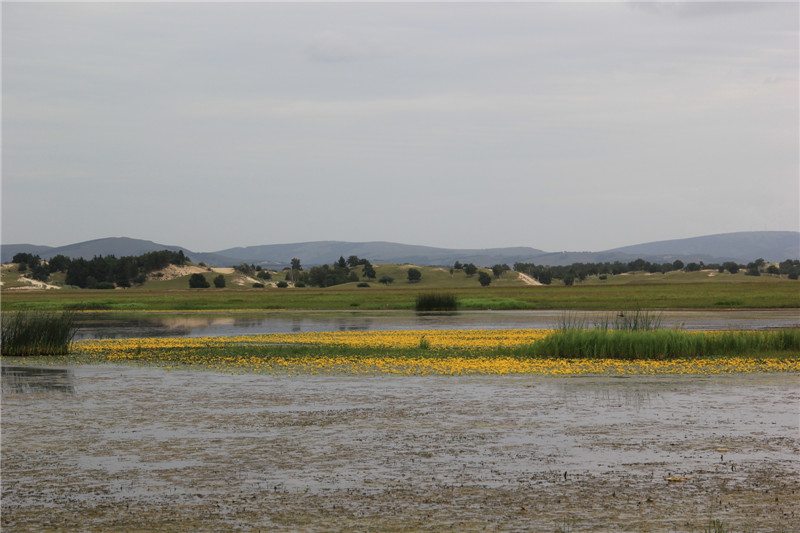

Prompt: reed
[
  {"left": 1, "top": 310, "right": 77, "bottom": 356},
  {"left": 531, "top": 328, "right": 800, "bottom": 360},
  {"left": 415, "top": 292, "right": 459, "bottom": 312}
]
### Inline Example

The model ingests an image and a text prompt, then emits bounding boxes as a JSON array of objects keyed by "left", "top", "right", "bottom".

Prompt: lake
[
  {"left": 2, "top": 366, "right": 798, "bottom": 531},
  {"left": 72, "top": 309, "right": 800, "bottom": 339}
]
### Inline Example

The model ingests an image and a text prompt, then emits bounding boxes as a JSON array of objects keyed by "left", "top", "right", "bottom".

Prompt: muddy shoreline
[{"left": 2, "top": 365, "right": 799, "bottom": 531}]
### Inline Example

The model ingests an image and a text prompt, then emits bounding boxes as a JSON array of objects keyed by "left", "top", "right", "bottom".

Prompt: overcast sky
[{"left": 2, "top": 2, "right": 798, "bottom": 253}]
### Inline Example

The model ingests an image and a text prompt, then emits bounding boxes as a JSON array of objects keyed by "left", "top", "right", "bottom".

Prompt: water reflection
[
  {"left": 70, "top": 310, "right": 800, "bottom": 340},
  {"left": 2, "top": 366, "right": 75, "bottom": 395}
]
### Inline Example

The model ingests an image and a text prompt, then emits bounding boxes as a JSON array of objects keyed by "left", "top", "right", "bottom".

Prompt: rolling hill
[{"left": 2, "top": 231, "right": 798, "bottom": 268}]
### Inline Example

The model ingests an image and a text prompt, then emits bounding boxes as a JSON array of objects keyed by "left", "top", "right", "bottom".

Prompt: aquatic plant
[
  {"left": 704, "top": 519, "right": 726, "bottom": 533},
  {"left": 592, "top": 309, "right": 664, "bottom": 331},
  {"left": 531, "top": 328, "right": 800, "bottom": 360},
  {"left": 1, "top": 310, "right": 77, "bottom": 356},
  {"left": 65, "top": 328, "right": 800, "bottom": 375},
  {"left": 415, "top": 292, "right": 458, "bottom": 312}
]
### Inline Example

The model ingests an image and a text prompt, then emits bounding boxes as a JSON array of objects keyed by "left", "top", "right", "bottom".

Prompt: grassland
[{"left": 2, "top": 262, "right": 798, "bottom": 311}]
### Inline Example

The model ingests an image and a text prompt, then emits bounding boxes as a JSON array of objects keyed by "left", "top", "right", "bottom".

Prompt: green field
[{"left": 2, "top": 262, "right": 798, "bottom": 311}]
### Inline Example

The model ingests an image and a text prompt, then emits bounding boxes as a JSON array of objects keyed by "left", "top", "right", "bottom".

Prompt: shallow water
[
  {"left": 2, "top": 365, "right": 799, "bottom": 531},
  {"left": 72, "top": 309, "right": 800, "bottom": 339}
]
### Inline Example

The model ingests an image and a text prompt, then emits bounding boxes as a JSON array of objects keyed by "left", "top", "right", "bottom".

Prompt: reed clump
[
  {"left": 415, "top": 292, "right": 459, "bottom": 312},
  {"left": 1, "top": 310, "right": 77, "bottom": 356},
  {"left": 532, "top": 328, "right": 800, "bottom": 360}
]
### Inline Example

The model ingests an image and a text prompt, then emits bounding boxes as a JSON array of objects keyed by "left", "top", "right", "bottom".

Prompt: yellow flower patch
[{"left": 68, "top": 329, "right": 800, "bottom": 376}]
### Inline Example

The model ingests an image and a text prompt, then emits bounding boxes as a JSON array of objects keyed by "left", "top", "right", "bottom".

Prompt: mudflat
[{"left": 2, "top": 365, "right": 798, "bottom": 531}]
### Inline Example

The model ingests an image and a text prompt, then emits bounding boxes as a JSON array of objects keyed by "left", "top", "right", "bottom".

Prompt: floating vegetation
[{"left": 50, "top": 328, "right": 800, "bottom": 375}]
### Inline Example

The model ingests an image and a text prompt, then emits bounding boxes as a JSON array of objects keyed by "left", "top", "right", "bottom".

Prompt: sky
[{"left": 2, "top": 1, "right": 798, "bottom": 253}]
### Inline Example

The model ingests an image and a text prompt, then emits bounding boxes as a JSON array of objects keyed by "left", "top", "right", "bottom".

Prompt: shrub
[
  {"left": 252, "top": 283, "right": 264, "bottom": 288},
  {"left": 357, "top": 282, "right": 370, "bottom": 288},
  {"left": 213, "top": 274, "right": 226, "bottom": 288},
  {"left": 189, "top": 273, "right": 210, "bottom": 288},
  {"left": 407, "top": 268, "right": 422, "bottom": 282},
  {"left": 1, "top": 311, "right": 77, "bottom": 356},
  {"left": 95, "top": 281, "right": 116, "bottom": 290},
  {"left": 295, "top": 281, "right": 306, "bottom": 288},
  {"left": 276, "top": 281, "right": 289, "bottom": 288},
  {"left": 379, "top": 275, "right": 394, "bottom": 285}
]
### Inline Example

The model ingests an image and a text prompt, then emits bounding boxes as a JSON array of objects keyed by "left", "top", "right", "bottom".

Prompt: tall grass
[
  {"left": 594, "top": 309, "right": 664, "bottom": 331},
  {"left": 532, "top": 328, "right": 800, "bottom": 360},
  {"left": 1, "top": 310, "right": 77, "bottom": 356},
  {"left": 415, "top": 292, "right": 458, "bottom": 312}
]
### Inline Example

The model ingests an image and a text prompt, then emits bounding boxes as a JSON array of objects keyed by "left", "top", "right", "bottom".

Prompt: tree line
[
  {"left": 12, "top": 250, "right": 188, "bottom": 289},
  {"left": 513, "top": 257, "right": 800, "bottom": 285},
  {"left": 283, "top": 256, "right": 382, "bottom": 288}
]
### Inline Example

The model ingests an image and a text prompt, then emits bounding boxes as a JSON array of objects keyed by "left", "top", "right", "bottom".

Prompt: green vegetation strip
[
  {"left": 529, "top": 328, "right": 800, "bottom": 360},
  {"left": 2, "top": 280, "right": 798, "bottom": 311}
]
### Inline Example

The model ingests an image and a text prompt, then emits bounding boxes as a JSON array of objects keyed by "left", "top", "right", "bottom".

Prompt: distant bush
[
  {"left": 95, "top": 282, "right": 116, "bottom": 290},
  {"left": 407, "top": 268, "right": 422, "bottom": 283},
  {"left": 357, "top": 282, "right": 370, "bottom": 288},
  {"left": 295, "top": 281, "right": 306, "bottom": 288},
  {"left": 252, "top": 283, "right": 264, "bottom": 288},
  {"left": 189, "top": 273, "right": 210, "bottom": 288},
  {"left": 213, "top": 274, "right": 226, "bottom": 288},
  {"left": 276, "top": 281, "right": 289, "bottom": 288}
]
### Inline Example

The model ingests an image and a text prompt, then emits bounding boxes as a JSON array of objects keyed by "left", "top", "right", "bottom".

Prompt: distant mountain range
[{"left": 2, "top": 231, "right": 798, "bottom": 268}]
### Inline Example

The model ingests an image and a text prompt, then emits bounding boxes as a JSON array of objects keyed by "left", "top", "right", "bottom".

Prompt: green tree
[
  {"left": 213, "top": 274, "right": 226, "bottom": 288},
  {"left": 363, "top": 263, "right": 376, "bottom": 279},
  {"left": 288, "top": 258, "right": 302, "bottom": 283},
  {"left": 31, "top": 265, "right": 50, "bottom": 282},
  {"left": 723, "top": 262, "right": 740, "bottom": 274},
  {"left": 463, "top": 263, "right": 478, "bottom": 277},
  {"left": 478, "top": 271, "right": 492, "bottom": 286},
  {"left": 48, "top": 254, "right": 71, "bottom": 273},
  {"left": 12, "top": 253, "right": 41, "bottom": 269},
  {"left": 189, "top": 273, "right": 210, "bottom": 288},
  {"left": 672, "top": 259, "right": 685, "bottom": 271},
  {"left": 407, "top": 268, "right": 422, "bottom": 283},
  {"left": 491, "top": 264, "right": 509, "bottom": 278},
  {"left": 379, "top": 275, "right": 394, "bottom": 285}
]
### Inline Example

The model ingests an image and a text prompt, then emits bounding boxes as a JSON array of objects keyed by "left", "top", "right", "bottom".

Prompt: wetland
[{"left": 2, "top": 365, "right": 798, "bottom": 531}]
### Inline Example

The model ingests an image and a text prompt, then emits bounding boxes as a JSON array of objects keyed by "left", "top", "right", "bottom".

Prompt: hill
[
  {"left": 213, "top": 241, "right": 546, "bottom": 269},
  {"left": 0, "top": 237, "right": 239, "bottom": 267},
  {"left": 2, "top": 231, "right": 797, "bottom": 267},
  {"left": 606, "top": 231, "right": 800, "bottom": 264}
]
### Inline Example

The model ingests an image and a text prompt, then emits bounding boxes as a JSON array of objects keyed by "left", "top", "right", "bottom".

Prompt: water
[
  {"left": 2, "top": 366, "right": 798, "bottom": 530},
  {"left": 72, "top": 309, "right": 800, "bottom": 339}
]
